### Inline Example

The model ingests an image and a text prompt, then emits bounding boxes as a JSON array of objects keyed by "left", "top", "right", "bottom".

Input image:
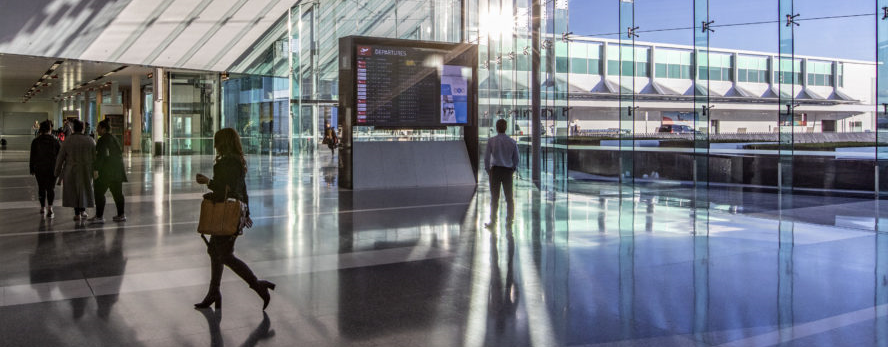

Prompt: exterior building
[{"left": 562, "top": 38, "right": 876, "bottom": 135}]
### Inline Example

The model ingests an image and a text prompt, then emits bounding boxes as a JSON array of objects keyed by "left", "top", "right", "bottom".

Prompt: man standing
[
  {"left": 89, "top": 119, "right": 127, "bottom": 224},
  {"left": 484, "top": 119, "right": 519, "bottom": 229}
]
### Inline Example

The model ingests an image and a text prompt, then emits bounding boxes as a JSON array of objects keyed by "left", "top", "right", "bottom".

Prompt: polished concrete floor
[{"left": 1, "top": 150, "right": 888, "bottom": 346}]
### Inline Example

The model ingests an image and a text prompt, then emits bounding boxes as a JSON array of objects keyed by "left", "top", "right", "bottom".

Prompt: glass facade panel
[
  {"left": 168, "top": 72, "right": 218, "bottom": 155},
  {"left": 792, "top": 1, "right": 875, "bottom": 192},
  {"left": 131, "top": 0, "right": 878, "bottom": 196}
]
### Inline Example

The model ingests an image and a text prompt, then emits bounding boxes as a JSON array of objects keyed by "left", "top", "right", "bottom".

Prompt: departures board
[{"left": 344, "top": 37, "right": 477, "bottom": 128}]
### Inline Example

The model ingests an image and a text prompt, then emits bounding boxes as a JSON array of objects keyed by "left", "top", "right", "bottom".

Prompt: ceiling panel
[
  {"left": 0, "top": 53, "right": 153, "bottom": 103},
  {"left": 0, "top": 0, "right": 300, "bottom": 72}
]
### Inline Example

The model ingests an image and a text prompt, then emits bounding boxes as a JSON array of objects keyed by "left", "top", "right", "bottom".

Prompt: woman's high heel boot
[
  {"left": 251, "top": 280, "right": 276, "bottom": 310},
  {"left": 194, "top": 290, "right": 222, "bottom": 309}
]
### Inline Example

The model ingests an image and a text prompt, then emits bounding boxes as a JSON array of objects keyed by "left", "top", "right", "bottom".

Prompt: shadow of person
[
  {"left": 197, "top": 310, "right": 275, "bottom": 347},
  {"left": 29, "top": 219, "right": 57, "bottom": 302},
  {"left": 493, "top": 232, "right": 518, "bottom": 334},
  {"left": 198, "top": 308, "right": 223, "bottom": 347},
  {"left": 95, "top": 226, "right": 128, "bottom": 319},
  {"left": 240, "top": 312, "right": 275, "bottom": 347}
]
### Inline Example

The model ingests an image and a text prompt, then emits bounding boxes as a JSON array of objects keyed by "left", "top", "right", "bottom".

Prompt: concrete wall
[{"left": 0, "top": 101, "right": 57, "bottom": 150}]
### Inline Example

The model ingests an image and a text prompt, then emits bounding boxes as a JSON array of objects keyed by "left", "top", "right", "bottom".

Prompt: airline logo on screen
[{"left": 358, "top": 46, "right": 372, "bottom": 56}]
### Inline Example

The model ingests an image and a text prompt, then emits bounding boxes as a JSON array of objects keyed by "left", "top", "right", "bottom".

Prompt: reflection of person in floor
[
  {"left": 198, "top": 310, "right": 275, "bottom": 347},
  {"left": 29, "top": 219, "right": 57, "bottom": 302},
  {"left": 489, "top": 231, "right": 518, "bottom": 339},
  {"left": 95, "top": 226, "right": 127, "bottom": 319}
]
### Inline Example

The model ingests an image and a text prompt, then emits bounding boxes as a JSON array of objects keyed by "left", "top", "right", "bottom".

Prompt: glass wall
[
  {"left": 289, "top": 0, "right": 463, "bottom": 153},
  {"left": 176, "top": 0, "right": 885, "bottom": 195},
  {"left": 222, "top": 75, "right": 290, "bottom": 155},
  {"left": 168, "top": 72, "right": 218, "bottom": 155},
  {"left": 563, "top": 0, "right": 878, "bottom": 194}
]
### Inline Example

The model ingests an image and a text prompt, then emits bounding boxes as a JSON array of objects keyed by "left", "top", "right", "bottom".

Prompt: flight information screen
[{"left": 354, "top": 44, "right": 472, "bottom": 127}]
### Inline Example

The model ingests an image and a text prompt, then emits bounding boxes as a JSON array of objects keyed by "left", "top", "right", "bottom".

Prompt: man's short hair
[
  {"left": 72, "top": 119, "right": 84, "bottom": 133},
  {"left": 39, "top": 120, "right": 51, "bottom": 133},
  {"left": 98, "top": 119, "right": 111, "bottom": 133},
  {"left": 495, "top": 119, "right": 507, "bottom": 133}
]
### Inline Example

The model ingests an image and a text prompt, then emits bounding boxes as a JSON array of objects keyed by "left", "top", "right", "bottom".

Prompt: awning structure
[
  {"left": 650, "top": 80, "right": 682, "bottom": 96},
  {"left": 764, "top": 85, "right": 793, "bottom": 99},
  {"left": 603, "top": 78, "right": 633, "bottom": 94},
  {"left": 831, "top": 88, "right": 857, "bottom": 101},
  {"left": 724, "top": 84, "right": 758, "bottom": 98},
  {"left": 798, "top": 87, "right": 826, "bottom": 100},
  {"left": 481, "top": 71, "right": 863, "bottom": 107},
  {"left": 692, "top": 83, "right": 723, "bottom": 97}
]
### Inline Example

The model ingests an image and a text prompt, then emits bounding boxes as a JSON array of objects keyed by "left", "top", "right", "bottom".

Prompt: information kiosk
[{"left": 338, "top": 36, "right": 479, "bottom": 190}]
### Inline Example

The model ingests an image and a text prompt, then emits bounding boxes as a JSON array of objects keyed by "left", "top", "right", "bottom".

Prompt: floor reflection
[
  {"left": 3, "top": 154, "right": 888, "bottom": 346},
  {"left": 197, "top": 310, "right": 274, "bottom": 347},
  {"left": 28, "top": 220, "right": 127, "bottom": 320}
]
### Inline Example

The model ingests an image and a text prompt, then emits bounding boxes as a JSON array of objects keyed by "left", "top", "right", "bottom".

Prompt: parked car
[{"left": 658, "top": 124, "right": 695, "bottom": 133}]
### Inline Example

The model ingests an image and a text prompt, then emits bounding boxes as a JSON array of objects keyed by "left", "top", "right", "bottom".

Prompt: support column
[
  {"left": 76, "top": 94, "right": 84, "bottom": 120},
  {"left": 131, "top": 74, "right": 142, "bottom": 152},
  {"left": 153, "top": 68, "right": 165, "bottom": 156},
  {"left": 531, "top": 0, "right": 541, "bottom": 187},
  {"left": 96, "top": 89, "right": 103, "bottom": 121},
  {"left": 80, "top": 92, "right": 89, "bottom": 124},
  {"left": 110, "top": 81, "right": 120, "bottom": 104}
]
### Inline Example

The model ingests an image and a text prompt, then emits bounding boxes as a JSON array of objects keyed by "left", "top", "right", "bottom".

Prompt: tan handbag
[{"left": 197, "top": 186, "right": 246, "bottom": 236}]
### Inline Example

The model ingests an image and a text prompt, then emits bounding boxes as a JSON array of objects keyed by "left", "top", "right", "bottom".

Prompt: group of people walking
[
  {"left": 29, "top": 118, "right": 126, "bottom": 222},
  {"left": 32, "top": 123, "right": 275, "bottom": 311},
  {"left": 26, "top": 116, "right": 518, "bottom": 314}
]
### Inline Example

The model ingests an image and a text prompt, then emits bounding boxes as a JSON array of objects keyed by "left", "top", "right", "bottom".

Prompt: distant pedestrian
[
  {"left": 30, "top": 120, "right": 61, "bottom": 218},
  {"left": 31, "top": 120, "right": 39, "bottom": 137},
  {"left": 63, "top": 119, "right": 73, "bottom": 140},
  {"left": 89, "top": 119, "right": 127, "bottom": 224},
  {"left": 55, "top": 119, "right": 96, "bottom": 221},
  {"left": 484, "top": 119, "right": 519, "bottom": 229},
  {"left": 322, "top": 121, "right": 338, "bottom": 156}
]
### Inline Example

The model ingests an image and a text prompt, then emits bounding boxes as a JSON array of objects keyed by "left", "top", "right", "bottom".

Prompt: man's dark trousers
[
  {"left": 94, "top": 179, "right": 124, "bottom": 218},
  {"left": 489, "top": 166, "right": 515, "bottom": 223}
]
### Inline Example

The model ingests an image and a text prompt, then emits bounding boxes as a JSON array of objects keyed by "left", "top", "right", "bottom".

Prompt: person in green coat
[{"left": 89, "top": 119, "right": 127, "bottom": 224}]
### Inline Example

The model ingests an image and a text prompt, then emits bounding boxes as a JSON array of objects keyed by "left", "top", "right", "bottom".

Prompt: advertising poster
[{"left": 440, "top": 65, "right": 468, "bottom": 124}]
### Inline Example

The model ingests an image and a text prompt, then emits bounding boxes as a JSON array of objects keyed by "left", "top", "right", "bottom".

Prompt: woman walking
[
  {"left": 30, "top": 120, "right": 60, "bottom": 217},
  {"left": 89, "top": 119, "right": 127, "bottom": 224},
  {"left": 54, "top": 119, "right": 95, "bottom": 221},
  {"left": 322, "top": 121, "right": 338, "bottom": 156},
  {"left": 194, "top": 128, "right": 275, "bottom": 310}
]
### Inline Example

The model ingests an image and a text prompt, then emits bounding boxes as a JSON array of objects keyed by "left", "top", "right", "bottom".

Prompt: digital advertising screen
[{"left": 350, "top": 40, "right": 476, "bottom": 127}]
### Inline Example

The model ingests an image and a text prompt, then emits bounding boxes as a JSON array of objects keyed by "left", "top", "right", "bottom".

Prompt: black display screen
[{"left": 353, "top": 44, "right": 473, "bottom": 127}]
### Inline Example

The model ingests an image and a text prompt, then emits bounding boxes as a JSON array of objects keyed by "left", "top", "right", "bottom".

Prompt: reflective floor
[{"left": 1, "top": 151, "right": 887, "bottom": 346}]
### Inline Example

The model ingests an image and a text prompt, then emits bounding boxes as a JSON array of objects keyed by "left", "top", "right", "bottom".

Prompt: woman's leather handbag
[{"left": 197, "top": 186, "right": 246, "bottom": 236}]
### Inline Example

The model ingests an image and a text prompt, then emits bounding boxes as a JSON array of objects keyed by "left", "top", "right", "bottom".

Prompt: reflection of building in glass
[{"left": 557, "top": 39, "right": 874, "bottom": 134}]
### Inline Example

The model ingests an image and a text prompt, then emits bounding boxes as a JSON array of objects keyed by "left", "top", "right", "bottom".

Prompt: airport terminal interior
[{"left": 3, "top": 1, "right": 888, "bottom": 346}]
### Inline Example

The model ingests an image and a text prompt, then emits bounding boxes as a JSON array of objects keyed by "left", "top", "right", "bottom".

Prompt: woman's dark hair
[
  {"left": 214, "top": 128, "right": 247, "bottom": 173},
  {"left": 72, "top": 119, "right": 84, "bottom": 133},
  {"left": 38, "top": 120, "right": 51, "bottom": 133},
  {"left": 98, "top": 119, "right": 111, "bottom": 133}
]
